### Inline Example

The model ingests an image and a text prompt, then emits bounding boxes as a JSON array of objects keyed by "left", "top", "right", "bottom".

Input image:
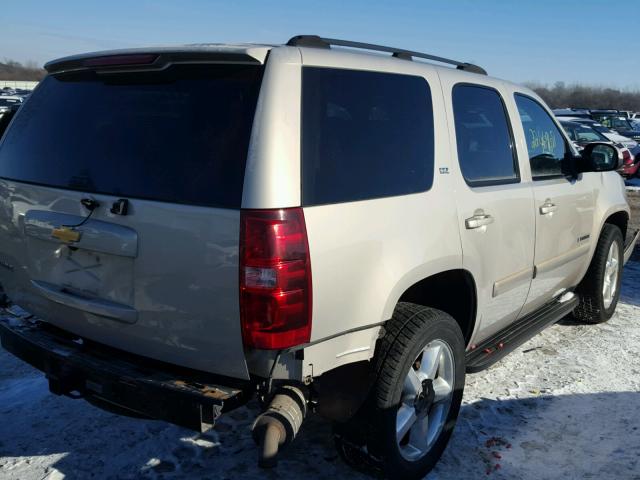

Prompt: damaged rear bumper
[{"left": 0, "top": 310, "right": 250, "bottom": 432}]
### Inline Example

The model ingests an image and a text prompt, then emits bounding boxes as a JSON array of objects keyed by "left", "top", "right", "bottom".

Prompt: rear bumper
[{"left": 0, "top": 311, "right": 249, "bottom": 432}]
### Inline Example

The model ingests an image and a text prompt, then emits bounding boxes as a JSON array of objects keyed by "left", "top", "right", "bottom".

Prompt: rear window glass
[
  {"left": 0, "top": 64, "right": 264, "bottom": 208},
  {"left": 302, "top": 67, "right": 434, "bottom": 206}
]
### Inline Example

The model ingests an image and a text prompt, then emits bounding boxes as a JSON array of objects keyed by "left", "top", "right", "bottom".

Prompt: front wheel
[
  {"left": 573, "top": 224, "right": 623, "bottom": 324},
  {"left": 336, "top": 303, "right": 465, "bottom": 479}
]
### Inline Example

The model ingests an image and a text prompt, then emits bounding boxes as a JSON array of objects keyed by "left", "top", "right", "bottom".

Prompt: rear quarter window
[{"left": 301, "top": 67, "right": 434, "bottom": 206}]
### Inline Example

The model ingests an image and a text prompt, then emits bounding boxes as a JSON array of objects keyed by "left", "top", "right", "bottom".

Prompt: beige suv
[{"left": 0, "top": 35, "right": 636, "bottom": 479}]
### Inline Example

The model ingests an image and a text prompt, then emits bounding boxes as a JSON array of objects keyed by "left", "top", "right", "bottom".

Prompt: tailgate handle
[{"left": 30, "top": 280, "right": 137, "bottom": 324}]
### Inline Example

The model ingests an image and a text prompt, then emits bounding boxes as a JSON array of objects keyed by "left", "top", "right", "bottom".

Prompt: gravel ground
[{"left": 1, "top": 192, "right": 639, "bottom": 480}]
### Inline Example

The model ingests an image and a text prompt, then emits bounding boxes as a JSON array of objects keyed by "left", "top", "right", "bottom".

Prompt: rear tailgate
[{"left": 0, "top": 57, "right": 265, "bottom": 379}]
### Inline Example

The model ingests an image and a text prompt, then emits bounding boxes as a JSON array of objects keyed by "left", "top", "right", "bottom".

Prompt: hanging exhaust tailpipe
[{"left": 252, "top": 385, "right": 307, "bottom": 468}]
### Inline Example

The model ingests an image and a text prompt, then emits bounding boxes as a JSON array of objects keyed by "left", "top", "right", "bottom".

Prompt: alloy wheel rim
[
  {"left": 396, "top": 339, "right": 455, "bottom": 461},
  {"left": 602, "top": 241, "right": 620, "bottom": 309}
]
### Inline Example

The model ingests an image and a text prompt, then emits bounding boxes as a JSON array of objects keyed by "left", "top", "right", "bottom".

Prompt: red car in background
[{"left": 620, "top": 147, "right": 640, "bottom": 177}]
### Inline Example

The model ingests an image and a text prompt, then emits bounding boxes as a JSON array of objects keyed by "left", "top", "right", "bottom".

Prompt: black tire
[
  {"left": 335, "top": 303, "right": 465, "bottom": 480},
  {"left": 573, "top": 224, "right": 623, "bottom": 324}
]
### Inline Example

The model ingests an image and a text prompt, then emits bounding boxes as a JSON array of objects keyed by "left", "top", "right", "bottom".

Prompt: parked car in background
[
  {"left": 553, "top": 108, "right": 592, "bottom": 119},
  {"left": 561, "top": 117, "right": 639, "bottom": 150},
  {"left": 0, "top": 103, "right": 20, "bottom": 140},
  {"left": 558, "top": 119, "right": 639, "bottom": 177},
  {"left": 559, "top": 119, "right": 612, "bottom": 149},
  {"left": 616, "top": 145, "right": 640, "bottom": 178},
  {"left": 0, "top": 96, "right": 23, "bottom": 110},
  {"left": 590, "top": 109, "right": 619, "bottom": 117},
  {"left": 594, "top": 115, "right": 640, "bottom": 142},
  {"left": 554, "top": 109, "right": 640, "bottom": 142}
]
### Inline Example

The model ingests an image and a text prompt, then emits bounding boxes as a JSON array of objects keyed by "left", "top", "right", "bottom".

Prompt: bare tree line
[
  {"left": 0, "top": 59, "right": 46, "bottom": 81},
  {"left": 527, "top": 82, "right": 640, "bottom": 112},
  {"left": 2, "top": 58, "right": 640, "bottom": 112}
]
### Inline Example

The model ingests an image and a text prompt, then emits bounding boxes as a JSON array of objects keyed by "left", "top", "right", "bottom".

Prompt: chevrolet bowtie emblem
[{"left": 51, "top": 227, "right": 81, "bottom": 243}]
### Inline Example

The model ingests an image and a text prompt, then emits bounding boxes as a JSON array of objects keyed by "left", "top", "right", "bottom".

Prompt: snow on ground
[
  {"left": 1, "top": 264, "right": 640, "bottom": 480},
  {"left": 625, "top": 177, "right": 640, "bottom": 191}
]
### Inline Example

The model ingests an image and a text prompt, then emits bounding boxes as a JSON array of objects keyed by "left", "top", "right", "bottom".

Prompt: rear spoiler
[{"left": 45, "top": 47, "right": 269, "bottom": 75}]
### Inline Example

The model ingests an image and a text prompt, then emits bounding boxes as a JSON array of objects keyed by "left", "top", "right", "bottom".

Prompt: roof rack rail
[{"left": 286, "top": 35, "right": 487, "bottom": 75}]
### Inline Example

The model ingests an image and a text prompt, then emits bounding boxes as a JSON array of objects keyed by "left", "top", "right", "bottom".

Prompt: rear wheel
[
  {"left": 573, "top": 224, "right": 623, "bottom": 324},
  {"left": 335, "top": 303, "right": 465, "bottom": 479}
]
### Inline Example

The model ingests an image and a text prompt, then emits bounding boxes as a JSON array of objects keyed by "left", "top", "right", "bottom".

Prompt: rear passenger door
[
  {"left": 513, "top": 94, "right": 595, "bottom": 316},
  {"left": 443, "top": 80, "right": 535, "bottom": 339}
]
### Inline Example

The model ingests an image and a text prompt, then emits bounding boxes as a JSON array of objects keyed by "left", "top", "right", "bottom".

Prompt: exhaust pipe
[{"left": 252, "top": 385, "right": 307, "bottom": 468}]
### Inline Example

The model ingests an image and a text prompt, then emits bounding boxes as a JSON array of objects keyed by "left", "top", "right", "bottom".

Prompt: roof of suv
[
  {"left": 42, "top": 36, "right": 541, "bottom": 105},
  {"left": 45, "top": 35, "right": 497, "bottom": 79}
]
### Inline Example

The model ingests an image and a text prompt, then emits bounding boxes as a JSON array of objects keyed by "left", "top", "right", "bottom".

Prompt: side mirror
[{"left": 579, "top": 142, "right": 621, "bottom": 173}]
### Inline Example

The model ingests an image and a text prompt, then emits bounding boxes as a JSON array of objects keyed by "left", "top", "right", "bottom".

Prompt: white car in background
[{"left": 560, "top": 116, "right": 638, "bottom": 150}]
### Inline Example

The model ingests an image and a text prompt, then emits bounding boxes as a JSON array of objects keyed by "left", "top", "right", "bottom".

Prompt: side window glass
[
  {"left": 452, "top": 85, "right": 518, "bottom": 186},
  {"left": 301, "top": 67, "right": 434, "bottom": 205},
  {"left": 514, "top": 94, "right": 568, "bottom": 179}
]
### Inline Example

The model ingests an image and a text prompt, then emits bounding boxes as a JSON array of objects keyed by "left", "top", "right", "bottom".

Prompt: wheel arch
[
  {"left": 603, "top": 209, "right": 629, "bottom": 241},
  {"left": 396, "top": 269, "right": 477, "bottom": 347},
  {"left": 577, "top": 207, "right": 629, "bottom": 288},
  {"left": 313, "top": 269, "right": 476, "bottom": 424}
]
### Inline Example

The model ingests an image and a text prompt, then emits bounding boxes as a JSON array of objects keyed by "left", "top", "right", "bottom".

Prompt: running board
[
  {"left": 624, "top": 229, "right": 639, "bottom": 264},
  {"left": 465, "top": 293, "right": 579, "bottom": 373}
]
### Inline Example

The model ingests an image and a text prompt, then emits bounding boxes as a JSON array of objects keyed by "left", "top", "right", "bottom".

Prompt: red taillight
[
  {"left": 240, "top": 208, "right": 312, "bottom": 349},
  {"left": 623, "top": 149, "right": 633, "bottom": 165},
  {"left": 83, "top": 54, "right": 158, "bottom": 68}
]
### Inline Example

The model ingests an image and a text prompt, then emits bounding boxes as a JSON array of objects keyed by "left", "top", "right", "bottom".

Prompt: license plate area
[{"left": 26, "top": 238, "right": 135, "bottom": 307}]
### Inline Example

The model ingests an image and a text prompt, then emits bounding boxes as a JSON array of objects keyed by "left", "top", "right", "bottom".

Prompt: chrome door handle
[
  {"left": 539, "top": 202, "right": 558, "bottom": 215},
  {"left": 465, "top": 213, "right": 494, "bottom": 229}
]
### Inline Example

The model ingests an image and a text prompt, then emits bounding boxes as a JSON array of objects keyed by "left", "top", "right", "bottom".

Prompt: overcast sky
[{"left": 1, "top": 0, "right": 638, "bottom": 89}]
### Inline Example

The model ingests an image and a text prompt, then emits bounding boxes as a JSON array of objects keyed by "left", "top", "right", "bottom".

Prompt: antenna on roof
[{"left": 286, "top": 35, "right": 487, "bottom": 75}]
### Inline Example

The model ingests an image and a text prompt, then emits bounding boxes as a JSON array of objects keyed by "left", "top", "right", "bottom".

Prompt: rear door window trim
[{"left": 451, "top": 82, "right": 521, "bottom": 188}]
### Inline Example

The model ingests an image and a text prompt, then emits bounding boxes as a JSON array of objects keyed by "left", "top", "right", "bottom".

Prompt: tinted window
[
  {"left": 0, "top": 64, "right": 264, "bottom": 208},
  {"left": 514, "top": 94, "right": 568, "bottom": 179},
  {"left": 452, "top": 85, "right": 518, "bottom": 185},
  {"left": 560, "top": 122, "right": 607, "bottom": 144},
  {"left": 302, "top": 67, "right": 434, "bottom": 205}
]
